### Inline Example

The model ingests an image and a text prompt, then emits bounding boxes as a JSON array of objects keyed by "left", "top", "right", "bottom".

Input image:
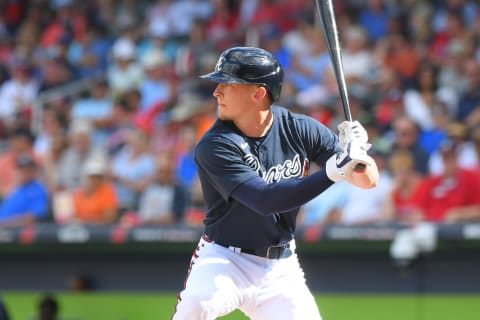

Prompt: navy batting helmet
[{"left": 200, "top": 47, "right": 284, "bottom": 102}]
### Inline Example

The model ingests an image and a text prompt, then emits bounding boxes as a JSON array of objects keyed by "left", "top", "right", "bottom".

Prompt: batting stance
[{"left": 172, "top": 47, "right": 379, "bottom": 319}]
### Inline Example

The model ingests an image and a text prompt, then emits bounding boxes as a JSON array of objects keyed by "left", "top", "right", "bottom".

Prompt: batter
[{"left": 172, "top": 47, "right": 378, "bottom": 320}]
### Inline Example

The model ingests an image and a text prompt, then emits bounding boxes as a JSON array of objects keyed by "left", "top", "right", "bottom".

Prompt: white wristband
[{"left": 325, "top": 154, "right": 345, "bottom": 182}]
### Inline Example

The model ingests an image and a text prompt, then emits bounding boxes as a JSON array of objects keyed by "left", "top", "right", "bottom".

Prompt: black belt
[{"left": 216, "top": 241, "right": 293, "bottom": 260}]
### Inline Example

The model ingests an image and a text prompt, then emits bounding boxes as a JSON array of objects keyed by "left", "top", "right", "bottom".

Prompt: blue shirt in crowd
[{"left": 0, "top": 180, "right": 49, "bottom": 222}]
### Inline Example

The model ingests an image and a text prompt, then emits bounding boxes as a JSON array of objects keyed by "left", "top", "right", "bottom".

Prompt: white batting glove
[
  {"left": 326, "top": 144, "right": 372, "bottom": 182},
  {"left": 338, "top": 120, "right": 369, "bottom": 150},
  {"left": 326, "top": 121, "right": 373, "bottom": 182}
]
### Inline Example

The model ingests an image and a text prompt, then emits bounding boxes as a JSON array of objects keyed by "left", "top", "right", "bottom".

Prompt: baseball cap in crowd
[
  {"left": 112, "top": 38, "right": 136, "bottom": 60},
  {"left": 83, "top": 157, "right": 108, "bottom": 176},
  {"left": 16, "top": 154, "right": 37, "bottom": 168},
  {"left": 141, "top": 50, "right": 167, "bottom": 70},
  {"left": 69, "top": 119, "right": 92, "bottom": 137}
]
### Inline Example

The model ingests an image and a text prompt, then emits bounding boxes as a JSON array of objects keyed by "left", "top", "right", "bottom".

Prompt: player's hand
[
  {"left": 326, "top": 143, "right": 373, "bottom": 182},
  {"left": 338, "top": 120, "right": 369, "bottom": 150},
  {"left": 326, "top": 121, "right": 373, "bottom": 182}
]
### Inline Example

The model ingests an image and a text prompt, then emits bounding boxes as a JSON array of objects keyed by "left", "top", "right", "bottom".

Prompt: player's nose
[{"left": 213, "top": 84, "right": 223, "bottom": 98}]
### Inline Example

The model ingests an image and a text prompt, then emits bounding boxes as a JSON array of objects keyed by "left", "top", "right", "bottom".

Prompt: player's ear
[{"left": 253, "top": 86, "right": 268, "bottom": 102}]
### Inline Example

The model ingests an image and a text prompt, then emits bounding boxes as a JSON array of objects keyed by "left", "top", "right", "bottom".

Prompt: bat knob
[{"left": 354, "top": 163, "right": 367, "bottom": 173}]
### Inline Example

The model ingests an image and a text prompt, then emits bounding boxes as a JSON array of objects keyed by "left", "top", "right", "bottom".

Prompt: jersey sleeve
[
  {"left": 294, "top": 114, "right": 341, "bottom": 166},
  {"left": 195, "top": 137, "right": 259, "bottom": 201}
]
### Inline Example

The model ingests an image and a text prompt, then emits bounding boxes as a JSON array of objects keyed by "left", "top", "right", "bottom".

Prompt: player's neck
[{"left": 236, "top": 109, "right": 273, "bottom": 138}]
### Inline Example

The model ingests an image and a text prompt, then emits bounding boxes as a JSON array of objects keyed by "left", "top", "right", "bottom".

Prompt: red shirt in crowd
[{"left": 414, "top": 169, "right": 480, "bottom": 222}]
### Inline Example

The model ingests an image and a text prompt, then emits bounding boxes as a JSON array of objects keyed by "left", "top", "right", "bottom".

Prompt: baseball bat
[
  {"left": 315, "top": 0, "right": 366, "bottom": 171},
  {"left": 315, "top": 0, "right": 351, "bottom": 121}
]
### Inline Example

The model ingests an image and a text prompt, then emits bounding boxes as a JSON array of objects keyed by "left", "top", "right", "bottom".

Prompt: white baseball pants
[{"left": 171, "top": 236, "right": 322, "bottom": 320}]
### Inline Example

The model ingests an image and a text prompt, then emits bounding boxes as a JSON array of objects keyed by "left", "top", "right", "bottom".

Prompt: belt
[{"left": 216, "top": 241, "right": 293, "bottom": 260}]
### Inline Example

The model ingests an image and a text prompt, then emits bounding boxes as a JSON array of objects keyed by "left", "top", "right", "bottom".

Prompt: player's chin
[{"left": 217, "top": 108, "right": 230, "bottom": 121}]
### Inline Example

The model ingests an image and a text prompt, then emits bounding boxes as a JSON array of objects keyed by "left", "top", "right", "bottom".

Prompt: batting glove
[
  {"left": 326, "top": 121, "right": 373, "bottom": 182},
  {"left": 338, "top": 120, "right": 369, "bottom": 150}
]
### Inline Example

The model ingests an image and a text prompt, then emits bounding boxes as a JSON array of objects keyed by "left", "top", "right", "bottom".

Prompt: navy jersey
[{"left": 194, "top": 105, "right": 340, "bottom": 249}]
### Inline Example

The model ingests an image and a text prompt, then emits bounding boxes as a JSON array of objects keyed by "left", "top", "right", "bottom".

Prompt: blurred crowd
[{"left": 0, "top": 0, "right": 480, "bottom": 230}]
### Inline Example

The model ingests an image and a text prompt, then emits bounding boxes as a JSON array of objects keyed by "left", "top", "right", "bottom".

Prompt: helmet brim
[{"left": 200, "top": 71, "right": 250, "bottom": 84}]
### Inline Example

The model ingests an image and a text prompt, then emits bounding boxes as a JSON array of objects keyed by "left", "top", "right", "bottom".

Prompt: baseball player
[{"left": 172, "top": 47, "right": 379, "bottom": 319}]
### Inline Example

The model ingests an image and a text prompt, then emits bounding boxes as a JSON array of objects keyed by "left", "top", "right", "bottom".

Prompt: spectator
[
  {"left": 341, "top": 25, "right": 374, "bottom": 91},
  {"left": 70, "top": 79, "right": 114, "bottom": 147},
  {"left": 43, "top": 134, "right": 69, "bottom": 199},
  {"left": 138, "top": 49, "right": 175, "bottom": 113},
  {"left": 33, "top": 106, "right": 67, "bottom": 162},
  {"left": 37, "top": 56, "right": 76, "bottom": 93},
  {"left": 428, "top": 121, "right": 478, "bottom": 175},
  {"left": 107, "top": 37, "right": 143, "bottom": 96},
  {"left": 429, "top": 9, "right": 471, "bottom": 65},
  {"left": 0, "top": 59, "right": 38, "bottom": 128},
  {"left": 262, "top": 25, "right": 292, "bottom": 76},
  {"left": 403, "top": 61, "right": 457, "bottom": 131},
  {"left": 67, "top": 25, "right": 111, "bottom": 78},
  {"left": 174, "top": 124, "right": 199, "bottom": 190},
  {"left": 139, "top": 16, "right": 178, "bottom": 66},
  {"left": 35, "top": 294, "right": 59, "bottom": 320},
  {"left": 299, "top": 180, "right": 349, "bottom": 227},
  {"left": 111, "top": 0, "right": 144, "bottom": 33},
  {"left": 111, "top": 128, "right": 156, "bottom": 212},
  {"left": 380, "top": 32, "right": 420, "bottom": 86},
  {"left": 143, "top": 0, "right": 174, "bottom": 48},
  {"left": 288, "top": 29, "right": 331, "bottom": 92},
  {"left": 282, "top": 11, "right": 315, "bottom": 58},
  {"left": 39, "top": 0, "right": 86, "bottom": 48},
  {"left": 56, "top": 119, "right": 106, "bottom": 191},
  {"left": 391, "top": 115, "right": 430, "bottom": 175},
  {"left": 104, "top": 92, "right": 139, "bottom": 155},
  {"left": 418, "top": 101, "right": 451, "bottom": 156},
  {"left": 337, "top": 149, "right": 393, "bottom": 225},
  {"left": 206, "top": 0, "right": 241, "bottom": 51},
  {"left": 415, "top": 139, "right": 480, "bottom": 223},
  {"left": 168, "top": 0, "right": 213, "bottom": 39},
  {"left": 371, "top": 66, "right": 404, "bottom": 132},
  {"left": 358, "top": 0, "right": 391, "bottom": 42},
  {"left": 175, "top": 18, "right": 216, "bottom": 79},
  {"left": 0, "top": 126, "right": 37, "bottom": 198},
  {"left": 0, "top": 154, "right": 49, "bottom": 228},
  {"left": 137, "top": 152, "right": 188, "bottom": 225},
  {"left": 72, "top": 155, "right": 118, "bottom": 224},
  {"left": 364, "top": 118, "right": 392, "bottom": 156},
  {"left": 456, "top": 59, "right": 480, "bottom": 125},
  {"left": 437, "top": 39, "right": 470, "bottom": 94},
  {"left": 432, "top": 0, "right": 478, "bottom": 33},
  {"left": 383, "top": 149, "right": 423, "bottom": 224}
]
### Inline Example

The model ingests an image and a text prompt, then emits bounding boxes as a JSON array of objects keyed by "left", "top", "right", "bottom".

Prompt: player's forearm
[{"left": 231, "top": 170, "right": 334, "bottom": 216}]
